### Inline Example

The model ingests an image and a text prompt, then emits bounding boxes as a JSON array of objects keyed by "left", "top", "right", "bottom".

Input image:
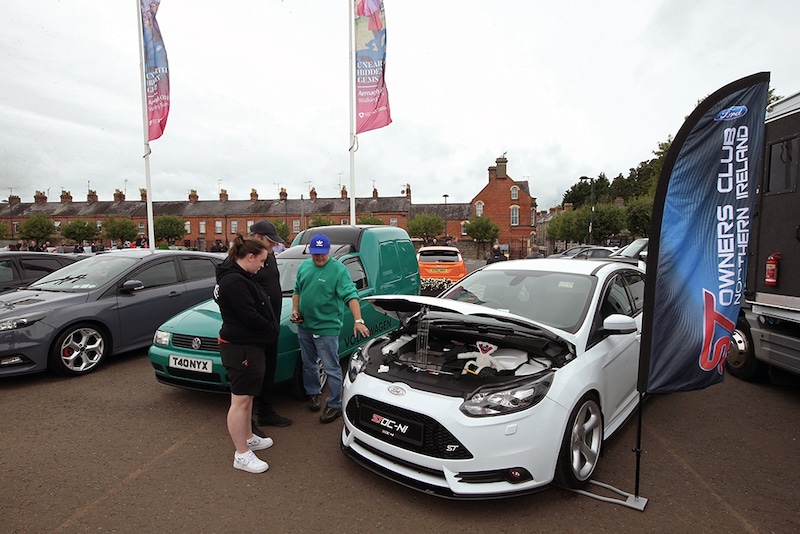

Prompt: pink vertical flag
[
  {"left": 354, "top": 0, "right": 391, "bottom": 133},
  {"left": 141, "top": 0, "right": 170, "bottom": 140}
]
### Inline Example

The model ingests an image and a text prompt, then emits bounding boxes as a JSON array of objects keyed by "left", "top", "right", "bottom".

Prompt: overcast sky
[{"left": 3, "top": 0, "right": 800, "bottom": 212}]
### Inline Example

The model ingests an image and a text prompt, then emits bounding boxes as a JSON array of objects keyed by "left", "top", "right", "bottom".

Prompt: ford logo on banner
[{"left": 713, "top": 106, "right": 748, "bottom": 121}]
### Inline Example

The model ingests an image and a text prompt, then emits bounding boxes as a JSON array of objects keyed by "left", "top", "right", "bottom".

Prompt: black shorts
[{"left": 220, "top": 343, "right": 266, "bottom": 396}]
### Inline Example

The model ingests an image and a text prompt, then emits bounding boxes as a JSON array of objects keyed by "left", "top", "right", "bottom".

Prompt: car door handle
[{"left": 167, "top": 291, "right": 182, "bottom": 298}]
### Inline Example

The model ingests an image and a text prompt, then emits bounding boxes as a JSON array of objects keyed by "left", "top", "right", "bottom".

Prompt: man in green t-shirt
[{"left": 291, "top": 233, "right": 370, "bottom": 423}]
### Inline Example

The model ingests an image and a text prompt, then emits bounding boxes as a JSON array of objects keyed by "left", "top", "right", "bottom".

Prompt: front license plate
[
  {"left": 169, "top": 355, "right": 213, "bottom": 374},
  {"left": 360, "top": 407, "right": 424, "bottom": 446}
]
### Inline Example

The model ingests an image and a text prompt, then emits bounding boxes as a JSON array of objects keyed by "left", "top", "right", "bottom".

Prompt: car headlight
[
  {"left": 347, "top": 347, "right": 369, "bottom": 383},
  {"left": 460, "top": 372, "right": 553, "bottom": 417},
  {"left": 153, "top": 330, "right": 171, "bottom": 346},
  {"left": 0, "top": 311, "right": 51, "bottom": 332}
]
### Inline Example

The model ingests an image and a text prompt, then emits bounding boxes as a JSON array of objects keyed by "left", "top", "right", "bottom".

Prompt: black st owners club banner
[{"left": 638, "top": 73, "right": 769, "bottom": 394}]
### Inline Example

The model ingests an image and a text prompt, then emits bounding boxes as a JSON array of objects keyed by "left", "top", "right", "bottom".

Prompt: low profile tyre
[
  {"left": 48, "top": 323, "right": 109, "bottom": 376},
  {"left": 726, "top": 315, "right": 763, "bottom": 381},
  {"left": 554, "top": 393, "right": 603, "bottom": 489},
  {"left": 290, "top": 355, "right": 328, "bottom": 400}
]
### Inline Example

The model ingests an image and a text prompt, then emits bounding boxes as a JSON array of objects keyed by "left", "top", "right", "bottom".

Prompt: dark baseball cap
[
  {"left": 249, "top": 220, "right": 283, "bottom": 243},
  {"left": 308, "top": 233, "right": 331, "bottom": 254}
]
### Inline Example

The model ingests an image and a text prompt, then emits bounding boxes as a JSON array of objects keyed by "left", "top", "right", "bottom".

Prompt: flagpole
[
  {"left": 348, "top": 0, "right": 357, "bottom": 224},
  {"left": 136, "top": 0, "right": 157, "bottom": 250}
]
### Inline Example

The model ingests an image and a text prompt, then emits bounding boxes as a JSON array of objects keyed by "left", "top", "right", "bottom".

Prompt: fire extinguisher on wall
[{"left": 765, "top": 252, "right": 782, "bottom": 287}]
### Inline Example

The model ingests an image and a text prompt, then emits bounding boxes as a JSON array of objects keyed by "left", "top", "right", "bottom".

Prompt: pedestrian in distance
[
  {"left": 291, "top": 233, "right": 370, "bottom": 423},
  {"left": 249, "top": 220, "right": 292, "bottom": 428},
  {"left": 213, "top": 234, "right": 280, "bottom": 473},
  {"left": 486, "top": 244, "right": 508, "bottom": 265}
]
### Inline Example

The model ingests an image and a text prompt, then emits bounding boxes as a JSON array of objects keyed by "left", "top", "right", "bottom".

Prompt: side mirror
[
  {"left": 121, "top": 279, "right": 144, "bottom": 293},
  {"left": 603, "top": 314, "right": 637, "bottom": 334}
]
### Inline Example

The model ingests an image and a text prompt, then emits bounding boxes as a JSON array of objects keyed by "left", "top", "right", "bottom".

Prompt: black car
[
  {"left": 0, "top": 249, "right": 224, "bottom": 377},
  {"left": 0, "top": 251, "right": 82, "bottom": 294}
]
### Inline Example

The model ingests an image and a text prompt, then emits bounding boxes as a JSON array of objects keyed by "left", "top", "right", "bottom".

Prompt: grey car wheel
[
  {"left": 554, "top": 394, "right": 603, "bottom": 489},
  {"left": 48, "top": 323, "right": 108, "bottom": 376},
  {"left": 726, "top": 315, "right": 762, "bottom": 381}
]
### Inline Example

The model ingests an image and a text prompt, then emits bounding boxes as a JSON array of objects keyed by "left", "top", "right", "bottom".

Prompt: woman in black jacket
[{"left": 213, "top": 234, "right": 279, "bottom": 473}]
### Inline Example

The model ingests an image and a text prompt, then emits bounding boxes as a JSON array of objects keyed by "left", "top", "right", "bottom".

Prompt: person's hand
[
  {"left": 290, "top": 311, "right": 303, "bottom": 323},
  {"left": 354, "top": 321, "right": 370, "bottom": 338}
]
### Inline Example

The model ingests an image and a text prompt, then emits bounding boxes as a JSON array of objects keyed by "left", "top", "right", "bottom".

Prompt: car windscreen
[
  {"left": 28, "top": 255, "right": 139, "bottom": 291},
  {"left": 439, "top": 269, "right": 596, "bottom": 333},
  {"left": 418, "top": 251, "right": 461, "bottom": 262}
]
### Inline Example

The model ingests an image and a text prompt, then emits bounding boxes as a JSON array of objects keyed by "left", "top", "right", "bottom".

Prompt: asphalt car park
[{"left": 1, "top": 347, "right": 798, "bottom": 532}]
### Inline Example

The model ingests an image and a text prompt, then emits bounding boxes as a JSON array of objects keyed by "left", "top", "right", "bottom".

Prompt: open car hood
[{"left": 363, "top": 294, "right": 568, "bottom": 345}]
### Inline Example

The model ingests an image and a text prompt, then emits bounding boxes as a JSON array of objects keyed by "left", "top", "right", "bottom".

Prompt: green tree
[
  {"left": 18, "top": 213, "right": 56, "bottom": 247},
  {"left": 357, "top": 215, "right": 385, "bottom": 225},
  {"left": 0, "top": 222, "right": 9, "bottom": 240},
  {"left": 547, "top": 209, "right": 580, "bottom": 243},
  {"left": 625, "top": 195, "right": 654, "bottom": 237},
  {"left": 464, "top": 216, "right": 499, "bottom": 258},
  {"left": 308, "top": 215, "right": 334, "bottom": 228},
  {"left": 407, "top": 212, "right": 444, "bottom": 243},
  {"left": 61, "top": 218, "right": 99, "bottom": 245},
  {"left": 103, "top": 215, "right": 139, "bottom": 247},
  {"left": 271, "top": 219, "right": 290, "bottom": 243},
  {"left": 154, "top": 215, "right": 187, "bottom": 244},
  {"left": 590, "top": 203, "right": 625, "bottom": 244}
]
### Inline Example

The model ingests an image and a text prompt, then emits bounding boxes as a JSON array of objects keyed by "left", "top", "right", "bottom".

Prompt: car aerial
[
  {"left": 149, "top": 225, "right": 420, "bottom": 396},
  {"left": 341, "top": 257, "right": 645, "bottom": 498},
  {"left": 417, "top": 246, "right": 468, "bottom": 295},
  {"left": 572, "top": 246, "right": 617, "bottom": 259},
  {"left": 0, "top": 249, "right": 225, "bottom": 377},
  {"left": 0, "top": 251, "right": 84, "bottom": 294}
]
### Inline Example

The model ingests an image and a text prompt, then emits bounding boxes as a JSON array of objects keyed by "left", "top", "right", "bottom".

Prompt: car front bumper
[{"left": 340, "top": 372, "right": 568, "bottom": 498}]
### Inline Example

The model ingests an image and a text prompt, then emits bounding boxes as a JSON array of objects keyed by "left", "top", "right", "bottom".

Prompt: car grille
[
  {"left": 346, "top": 395, "right": 472, "bottom": 459},
  {"left": 171, "top": 334, "right": 219, "bottom": 352}
]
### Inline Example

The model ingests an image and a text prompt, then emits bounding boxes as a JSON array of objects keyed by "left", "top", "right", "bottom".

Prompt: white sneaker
[
  {"left": 233, "top": 450, "right": 269, "bottom": 473},
  {"left": 246, "top": 434, "right": 274, "bottom": 451}
]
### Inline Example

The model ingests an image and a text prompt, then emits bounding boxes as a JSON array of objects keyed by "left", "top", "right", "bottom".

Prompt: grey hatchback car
[{"left": 0, "top": 249, "right": 224, "bottom": 377}]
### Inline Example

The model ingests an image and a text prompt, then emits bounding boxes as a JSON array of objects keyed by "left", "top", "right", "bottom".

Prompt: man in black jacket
[
  {"left": 486, "top": 244, "right": 508, "bottom": 264},
  {"left": 249, "top": 220, "right": 293, "bottom": 428}
]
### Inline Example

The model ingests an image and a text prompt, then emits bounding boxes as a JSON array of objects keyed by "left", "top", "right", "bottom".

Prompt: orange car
[{"left": 417, "top": 246, "right": 468, "bottom": 282}]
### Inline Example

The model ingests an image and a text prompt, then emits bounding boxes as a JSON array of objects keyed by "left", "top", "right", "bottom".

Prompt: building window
[
  {"left": 184, "top": 221, "right": 191, "bottom": 234},
  {"left": 510, "top": 206, "right": 519, "bottom": 226},
  {"left": 96, "top": 220, "right": 102, "bottom": 230},
  {"left": 460, "top": 222, "right": 467, "bottom": 235},
  {"left": 138, "top": 221, "right": 145, "bottom": 234},
  {"left": 199, "top": 221, "right": 206, "bottom": 234},
  {"left": 246, "top": 220, "right": 254, "bottom": 232},
  {"left": 475, "top": 201, "right": 484, "bottom": 217},
  {"left": 231, "top": 220, "right": 238, "bottom": 234},
  {"left": 389, "top": 218, "right": 398, "bottom": 227},
  {"left": 293, "top": 220, "right": 300, "bottom": 233},
  {"left": 215, "top": 220, "right": 222, "bottom": 234},
  {"left": 531, "top": 208, "right": 535, "bottom": 226},
  {"left": 341, "top": 218, "right": 348, "bottom": 225},
  {"left": 54, "top": 221, "right": 61, "bottom": 233},
  {"left": 511, "top": 186, "right": 519, "bottom": 200}
]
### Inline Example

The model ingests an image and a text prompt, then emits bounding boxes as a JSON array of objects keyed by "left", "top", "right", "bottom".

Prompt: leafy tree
[
  {"left": 547, "top": 209, "right": 580, "bottom": 242},
  {"left": 271, "top": 219, "right": 290, "bottom": 243},
  {"left": 464, "top": 216, "right": 499, "bottom": 258},
  {"left": 308, "top": 215, "right": 334, "bottom": 228},
  {"left": 590, "top": 203, "right": 625, "bottom": 244},
  {"left": 103, "top": 215, "right": 139, "bottom": 246},
  {"left": 407, "top": 213, "right": 444, "bottom": 243},
  {"left": 18, "top": 213, "right": 55, "bottom": 247},
  {"left": 357, "top": 215, "right": 385, "bottom": 225},
  {"left": 61, "top": 218, "right": 99, "bottom": 245},
  {"left": 0, "top": 223, "right": 9, "bottom": 240},
  {"left": 154, "top": 215, "right": 187, "bottom": 244},
  {"left": 625, "top": 195, "right": 654, "bottom": 237}
]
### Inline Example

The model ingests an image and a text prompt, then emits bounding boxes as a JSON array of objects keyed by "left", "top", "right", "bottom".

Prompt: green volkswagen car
[{"left": 148, "top": 226, "right": 420, "bottom": 396}]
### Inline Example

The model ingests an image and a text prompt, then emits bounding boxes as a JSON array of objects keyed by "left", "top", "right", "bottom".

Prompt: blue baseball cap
[{"left": 309, "top": 233, "right": 331, "bottom": 254}]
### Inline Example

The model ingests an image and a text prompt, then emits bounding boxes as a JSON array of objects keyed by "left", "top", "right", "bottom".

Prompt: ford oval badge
[
  {"left": 714, "top": 106, "right": 747, "bottom": 121},
  {"left": 388, "top": 385, "right": 406, "bottom": 396}
]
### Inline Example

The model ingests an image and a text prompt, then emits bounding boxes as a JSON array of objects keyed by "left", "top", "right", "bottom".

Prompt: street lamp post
[
  {"left": 442, "top": 194, "right": 449, "bottom": 240},
  {"left": 1, "top": 198, "right": 12, "bottom": 239},
  {"left": 580, "top": 176, "right": 595, "bottom": 245}
]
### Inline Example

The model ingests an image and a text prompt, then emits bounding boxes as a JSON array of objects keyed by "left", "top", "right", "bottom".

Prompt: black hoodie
[{"left": 213, "top": 259, "right": 278, "bottom": 346}]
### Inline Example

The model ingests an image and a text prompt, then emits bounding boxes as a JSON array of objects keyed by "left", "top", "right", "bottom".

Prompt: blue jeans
[{"left": 297, "top": 328, "right": 342, "bottom": 409}]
